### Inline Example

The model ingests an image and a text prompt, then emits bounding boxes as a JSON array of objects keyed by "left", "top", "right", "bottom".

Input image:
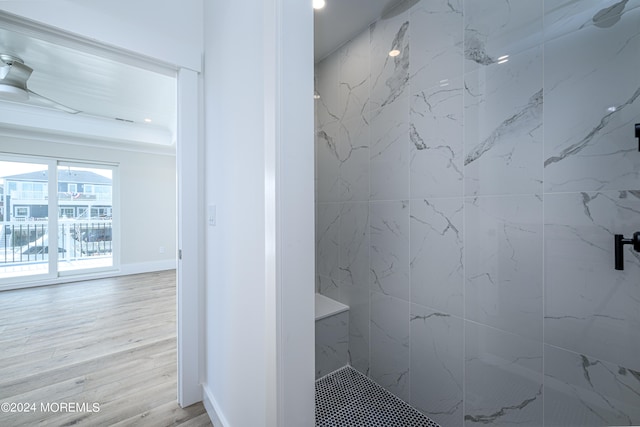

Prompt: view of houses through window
[{"left": 0, "top": 157, "right": 115, "bottom": 282}]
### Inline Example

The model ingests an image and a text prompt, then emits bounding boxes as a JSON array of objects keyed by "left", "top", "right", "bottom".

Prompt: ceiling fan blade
[
  {"left": 0, "top": 54, "right": 80, "bottom": 114},
  {"left": 27, "top": 89, "right": 81, "bottom": 114}
]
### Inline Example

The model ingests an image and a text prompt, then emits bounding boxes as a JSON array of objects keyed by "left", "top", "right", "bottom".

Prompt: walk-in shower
[{"left": 314, "top": 0, "right": 640, "bottom": 425}]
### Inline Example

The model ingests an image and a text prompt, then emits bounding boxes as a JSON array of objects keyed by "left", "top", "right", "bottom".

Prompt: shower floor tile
[{"left": 315, "top": 366, "right": 440, "bottom": 427}]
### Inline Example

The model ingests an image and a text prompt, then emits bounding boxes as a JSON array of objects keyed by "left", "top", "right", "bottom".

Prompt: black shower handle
[{"left": 614, "top": 232, "right": 640, "bottom": 270}]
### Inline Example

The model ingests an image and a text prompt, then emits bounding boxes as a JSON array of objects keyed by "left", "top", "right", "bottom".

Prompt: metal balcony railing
[
  {"left": 57, "top": 192, "right": 112, "bottom": 201},
  {"left": 9, "top": 191, "right": 47, "bottom": 200},
  {"left": 7, "top": 191, "right": 112, "bottom": 201},
  {"left": 0, "top": 220, "right": 113, "bottom": 265}
]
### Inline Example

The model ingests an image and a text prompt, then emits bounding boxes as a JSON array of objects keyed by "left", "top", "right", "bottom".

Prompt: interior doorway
[{"left": 0, "top": 12, "right": 202, "bottom": 410}]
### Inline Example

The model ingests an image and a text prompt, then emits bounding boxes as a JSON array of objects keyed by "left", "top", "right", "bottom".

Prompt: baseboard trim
[
  {"left": 118, "top": 259, "right": 177, "bottom": 275},
  {"left": 203, "top": 384, "right": 230, "bottom": 427},
  {"left": 0, "top": 259, "right": 177, "bottom": 291}
]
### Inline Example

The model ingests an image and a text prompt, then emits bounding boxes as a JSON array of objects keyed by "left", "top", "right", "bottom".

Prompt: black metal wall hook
[{"left": 614, "top": 232, "right": 640, "bottom": 270}]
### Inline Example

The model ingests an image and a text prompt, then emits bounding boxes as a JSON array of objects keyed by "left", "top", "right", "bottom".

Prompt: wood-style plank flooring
[{"left": 0, "top": 270, "right": 212, "bottom": 427}]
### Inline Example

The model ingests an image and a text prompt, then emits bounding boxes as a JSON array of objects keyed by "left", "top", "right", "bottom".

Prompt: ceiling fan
[{"left": 0, "top": 53, "right": 81, "bottom": 114}]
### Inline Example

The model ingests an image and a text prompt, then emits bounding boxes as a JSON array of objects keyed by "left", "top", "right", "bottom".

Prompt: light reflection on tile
[{"left": 544, "top": 6, "right": 640, "bottom": 192}]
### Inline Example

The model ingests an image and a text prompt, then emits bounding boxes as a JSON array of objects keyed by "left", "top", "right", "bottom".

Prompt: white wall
[
  {"left": 0, "top": 0, "right": 203, "bottom": 71},
  {"left": 269, "top": 1, "right": 316, "bottom": 424},
  {"left": 203, "top": 0, "right": 314, "bottom": 426},
  {"left": 0, "top": 136, "right": 176, "bottom": 270},
  {"left": 203, "top": 0, "right": 268, "bottom": 424}
]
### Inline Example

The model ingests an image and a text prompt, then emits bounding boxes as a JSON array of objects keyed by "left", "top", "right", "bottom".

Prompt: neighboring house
[
  {"left": 3, "top": 170, "right": 112, "bottom": 221},
  {"left": 0, "top": 184, "right": 4, "bottom": 221}
]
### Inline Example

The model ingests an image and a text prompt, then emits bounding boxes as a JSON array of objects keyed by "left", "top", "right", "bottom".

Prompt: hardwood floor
[{"left": 0, "top": 270, "right": 212, "bottom": 427}]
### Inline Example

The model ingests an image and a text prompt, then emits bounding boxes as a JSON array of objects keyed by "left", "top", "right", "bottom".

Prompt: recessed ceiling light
[
  {"left": 144, "top": 118, "right": 153, "bottom": 123},
  {"left": 388, "top": 49, "right": 401, "bottom": 57},
  {"left": 313, "top": 0, "right": 325, "bottom": 9}
]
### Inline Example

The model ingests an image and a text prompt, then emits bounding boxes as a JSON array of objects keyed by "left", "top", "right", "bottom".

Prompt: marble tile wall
[
  {"left": 316, "top": 311, "right": 349, "bottom": 379},
  {"left": 315, "top": 0, "right": 640, "bottom": 425}
]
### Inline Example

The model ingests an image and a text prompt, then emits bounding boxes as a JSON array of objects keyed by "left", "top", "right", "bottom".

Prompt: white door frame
[
  {"left": 0, "top": 11, "right": 203, "bottom": 408},
  {"left": 176, "top": 67, "right": 203, "bottom": 407}
]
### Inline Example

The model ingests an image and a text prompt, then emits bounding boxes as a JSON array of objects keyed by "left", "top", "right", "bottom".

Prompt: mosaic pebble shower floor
[{"left": 315, "top": 366, "right": 440, "bottom": 427}]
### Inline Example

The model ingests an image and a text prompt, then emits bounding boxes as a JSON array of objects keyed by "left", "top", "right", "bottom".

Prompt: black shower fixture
[
  {"left": 636, "top": 123, "right": 640, "bottom": 151},
  {"left": 614, "top": 232, "right": 640, "bottom": 270}
]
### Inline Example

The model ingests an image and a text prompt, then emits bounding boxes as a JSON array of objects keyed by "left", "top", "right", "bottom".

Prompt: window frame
[
  {"left": 14, "top": 206, "right": 30, "bottom": 218},
  {"left": 0, "top": 154, "right": 119, "bottom": 287}
]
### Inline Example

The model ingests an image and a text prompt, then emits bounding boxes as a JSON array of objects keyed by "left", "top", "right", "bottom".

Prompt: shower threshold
[{"left": 315, "top": 366, "right": 440, "bottom": 427}]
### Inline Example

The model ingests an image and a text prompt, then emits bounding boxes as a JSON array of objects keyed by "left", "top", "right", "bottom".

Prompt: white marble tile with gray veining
[
  {"left": 465, "top": 195, "right": 543, "bottom": 341},
  {"left": 544, "top": 191, "right": 640, "bottom": 372},
  {"left": 544, "top": 0, "right": 640, "bottom": 42},
  {"left": 370, "top": 292, "right": 411, "bottom": 402},
  {"left": 464, "top": 0, "right": 543, "bottom": 73},
  {"left": 544, "top": 7, "right": 640, "bottom": 193},
  {"left": 409, "top": 0, "right": 463, "bottom": 93},
  {"left": 370, "top": 12, "right": 410, "bottom": 112},
  {"left": 315, "top": 54, "right": 342, "bottom": 128},
  {"left": 410, "top": 77, "right": 463, "bottom": 198},
  {"left": 410, "top": 197, "right": 464, "bottom": 316},
  {"left": 464, "top": 322, "right": 543, "bottom": 426},
  {"left": 316, "top": 311, "right": 349, "bottom": 379},
  {"left": 370, "top": 200, "right": 410, "bottom": 301},
  {"left": 316, "top": 122, "right": 343, "bottom": 203},
  {"left": 339, "top": 201, "right": 369, "bottom": 288},
  {"left": 411, "top": 303, "right": 463, "bottom": 427},
  {"left": 340, "top": 30, "right": 370, "bottom": 123},
  {"left": 370, "top": 94, "right": 410, "bottom": 201},
  {"left": 340, "top": 284, "right": 370, "bottom": 375},
  {"left": 339, "top": 117, "right": 370, "bottom": 202},
  {"left": 316, "top": 202, "right": 341, "bottom": 281},
  {"left": 544, "top": 345, "right": 640, "bottom": 426},
  {"left": 464, "top": 47, "right": 543, "bottom": 196},
  {"left": 318, "top": 274, "right": 341, "bottom": 302},
  {"left": 318, "top": 115, "right": 369, "bottom": 203}
]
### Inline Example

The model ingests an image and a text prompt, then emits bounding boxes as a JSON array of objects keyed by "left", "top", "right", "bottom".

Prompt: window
[
  {"left": 57, "top": 164, "right": 115, "bottom": 274},
  {"left": 59, "top": 207, "right": 75, "bottom": 218},
  {"left": 0, "top": 157, "right": 118, "bottom": 283},
  {"left": 15, "top": 207, "right": 29, "bottom": 217},
  {"left": 91, "top": 207, "right": 111, "bottom": 218},
  {"left": 34, "top": 183, "right": 45, "bottom": 194}
]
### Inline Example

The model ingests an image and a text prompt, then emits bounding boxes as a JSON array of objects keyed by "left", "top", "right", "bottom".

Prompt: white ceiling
[
  {"left": 0, "top": 26, "right": 176, "bottom": 142},
  {"left": 0, "top": 1, "right": 405, "bottom": 145},
  {"left": 314, "top": 0, "right": 411, "bottom": 62}
]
